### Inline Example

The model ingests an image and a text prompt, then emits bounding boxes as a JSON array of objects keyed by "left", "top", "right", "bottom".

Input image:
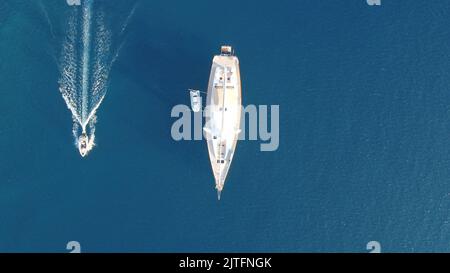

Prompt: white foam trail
[
  {"left": 119, "top": 2, "right": 138, "bottom": 36},
  {"left": 72, "top": 119, "right": 80, "bottom": 145},
  {"left": 85, "top": 93, "right": 105, "bottom": 130},
  {"left": 59, "top": 9, "right": 82, "bottom": 126},
  {"left": 90, "top": 10, "right": 110, "bottom": 107},
  {"left": 81, "top": 0, "right": 92, "bottom": 126},
  {"left": 38, "top": 0, "right": 56, "bottom": 41},
  {"left": 88, "top": 114, "right": 97, "bottom": 149},
  {"left": 108, "top": 2, "right": 139, "bottom": 65},
  {"left": 84, "top": 9, "right": 112, "bottom": 149},
  {"left": 59, "top": 0, "right": 115, "bottom": 155}
]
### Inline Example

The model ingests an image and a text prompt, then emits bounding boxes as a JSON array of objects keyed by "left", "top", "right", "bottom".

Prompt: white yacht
[
  {"left": 203, "top": 46, "right": 242, "bottom": 200},
  {"left": 189, "top": 89, "right": 202, "bottom": 112}
]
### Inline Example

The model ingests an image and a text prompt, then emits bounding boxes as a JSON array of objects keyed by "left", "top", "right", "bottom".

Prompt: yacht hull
[{"left": 204, "top": 47, "right": 242, "bottom": 199}]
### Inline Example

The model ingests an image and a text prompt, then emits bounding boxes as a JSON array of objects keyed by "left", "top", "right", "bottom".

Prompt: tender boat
[{"left": 189, "top": 89, "right": 202, "bottom": 112}]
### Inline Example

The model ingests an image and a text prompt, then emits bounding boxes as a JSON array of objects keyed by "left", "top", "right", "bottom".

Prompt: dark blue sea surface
[{"left": 1, "top": 0, "right": 450, "bottom": 252}]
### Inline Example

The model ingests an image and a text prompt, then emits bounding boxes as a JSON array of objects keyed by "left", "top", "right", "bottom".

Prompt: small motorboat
[{"left": 78, "top": 132, "right": 89, "bottom": 157}]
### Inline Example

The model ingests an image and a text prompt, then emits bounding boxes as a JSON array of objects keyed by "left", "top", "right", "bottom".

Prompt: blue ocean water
[{"left": 1, "top": 0, "right": 450, "bottom": 252}]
